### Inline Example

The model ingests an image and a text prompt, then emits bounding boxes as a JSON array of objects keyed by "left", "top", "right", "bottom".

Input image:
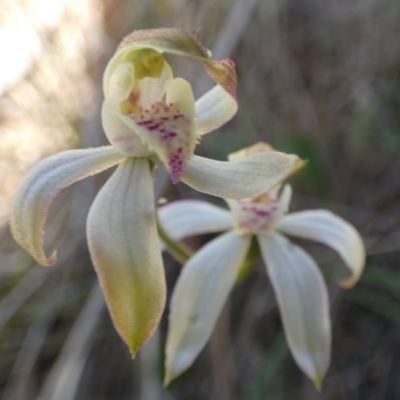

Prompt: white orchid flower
[
  {"left": 160, "top": 143, "right": 365, "bottom": 388},
  {"left": 10, "top": 30, "right": 304, "bottom": 357}
]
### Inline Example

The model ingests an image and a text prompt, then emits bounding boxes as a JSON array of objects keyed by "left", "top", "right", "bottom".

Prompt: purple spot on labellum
[
  {"left": 148, "top": 123, "right": 161, "bottom": 131},
  {"left": 255, "top": 210, "right": 269, "bottom": 217},
  {"left": 137, "top": 120, "right": 153, "bottom": 126}
]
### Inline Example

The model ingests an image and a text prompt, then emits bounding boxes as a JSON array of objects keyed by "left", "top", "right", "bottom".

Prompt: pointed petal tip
[
  {"left": 280, "top": 156, "right": 308, "bottom": 185},
  {"left": 338, "top": 276, "right": 358, "bottom": 290},
  {"left": 87, "top": 158, "right": 166, "bottom": 366},
  {"left": 292, "top": 157, "right": 308, "bottom": 175},
  {"left": 47, "top": 251, "right": 58, "bottom": 267},
  {"left": 163, "top": 364, "right": 181, "bottom": 387},
  {"left": 313, "top": 373, "right": 324, "bottom": 391},
  {"left": 163, "top": 371, "right": 172, "bottom": 387},
  {"left": 299, "top": 158, "right": 309, "bottom": 168},
  {"left": 259, "top": 234, "right": 331, "bottom": 391},
  {"left": 129, "top": 349, "right": 136, "bottom": 360},
  {"left": 182, "top": 152, "right": 306, "bottom": 200},
  {"left": 126, "top": 335, "right": 140, "bottom": 358}
]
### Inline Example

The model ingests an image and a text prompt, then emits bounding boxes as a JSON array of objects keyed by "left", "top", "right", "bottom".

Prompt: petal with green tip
[
  {"left": 182, "top": 152, "right": 305, "bottom": 200},
  {"left": 258, "top": 233, "right": 331, "bottom": 388},
  {"left": 165, "top": 231, "right": 250, "bottom": 384},
  {"left": 87, "top": 158, "right": 166, "bottom": 355}
]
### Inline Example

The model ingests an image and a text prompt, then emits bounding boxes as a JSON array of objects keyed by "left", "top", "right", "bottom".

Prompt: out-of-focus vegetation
[{"left": 0, "top": 0, "right": 400, "bottom": 399}]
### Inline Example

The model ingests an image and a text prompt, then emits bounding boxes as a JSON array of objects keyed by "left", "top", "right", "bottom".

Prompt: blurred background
[{"left": 1, "top": 0, "right": 400, "bottom": 399}]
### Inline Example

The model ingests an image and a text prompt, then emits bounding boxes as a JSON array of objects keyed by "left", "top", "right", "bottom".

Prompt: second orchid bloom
[
  {"left": 159, "top": 143, "right": 366, "bottom": 388},
  {"left": 10, "top": 29, "right": 303, "bottom": 356}
]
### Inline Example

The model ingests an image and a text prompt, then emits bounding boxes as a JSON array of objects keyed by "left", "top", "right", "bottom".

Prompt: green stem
[{"left": 156, "top": 218, "right": 192, "bottom": 264}]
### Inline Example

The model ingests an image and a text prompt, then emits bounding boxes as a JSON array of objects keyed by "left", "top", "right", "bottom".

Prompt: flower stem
[{"left": 156, "top": 219, "right": 192, "bottom": 264}]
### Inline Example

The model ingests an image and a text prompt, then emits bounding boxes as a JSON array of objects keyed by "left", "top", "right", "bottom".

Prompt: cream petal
[
  {"left": 10, "top": 147, "right": 125, "bottom": 266},
  {"left": 166, "top": 77, "right": 195, "bottom": 120},
  {"left": 158, "top": 200, "right": 233, "bottom": 242},
  {"left": 182, "top": 152, "right": 304, "bottom": 200},
  {"left": 87, "top": 158, "right": 166, "bottom": 356},
  {"left": 165, "top": 231, "right": 251, "bottom": 384},
  {"left": 195, "top": 85, "right": 237, "bottom": 135},
  {"left": 123, "top": 78, "right": 197, "bottom": 183},
  {"left": 278, "top": 210, "right": 366, "bottom": 289},
  {"left": 107, "top": 61, "right": 135, "bottom": 102},
  {"left": 101, "top": 100, "right": 151, "bottom": 157},
  {"left": 258, "top": 233, "right": 331, "bottom": 388}
]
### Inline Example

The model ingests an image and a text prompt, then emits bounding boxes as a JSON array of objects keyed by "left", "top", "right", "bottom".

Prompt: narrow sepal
[
  {"left": 182, "top": 152, "right": 305, "bottom": 200},
  {"left": 258, "top": 233, "right": 331, "bottom": 387},
  {"left": 10, "top": 147, "right": 125, "bottom": 266},
  {"left": 87, "top": 158, "right": 166, "bottom": 355},
  {"left": 278, "top": 210, "right": 366, "bottom": 288},
  {"left": 165, "top": 231, "right": 250, "bottom": 384}
]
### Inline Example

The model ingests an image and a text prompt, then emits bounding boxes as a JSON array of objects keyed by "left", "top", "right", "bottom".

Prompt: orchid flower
[
  {"left": 10, "top": 29, "right": 304, "bottom": 356},
  {"left": 159, "top": 143, "right": 366, "bottom": 387}
]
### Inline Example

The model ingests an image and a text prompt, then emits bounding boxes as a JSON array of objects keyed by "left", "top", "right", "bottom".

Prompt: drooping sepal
[
  {"left": 258, "top": 233, "right": 331, "bottom": 389},
  {"left": 87, "top": 158, "right": 166, "bottom": 355},
  {"left": 10, "top": 147, "right": 126, "bottom": 266},
  {"left": 165, "top": 231, "right": 250, "bottom": 384},
  {"left": 278, "top": 210, "right": 366, "bottom": 289}
]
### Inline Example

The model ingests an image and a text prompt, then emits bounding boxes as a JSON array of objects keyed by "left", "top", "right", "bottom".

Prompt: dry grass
[{"left": 0, "top": 0, "right": 400, "bottom": 398}]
